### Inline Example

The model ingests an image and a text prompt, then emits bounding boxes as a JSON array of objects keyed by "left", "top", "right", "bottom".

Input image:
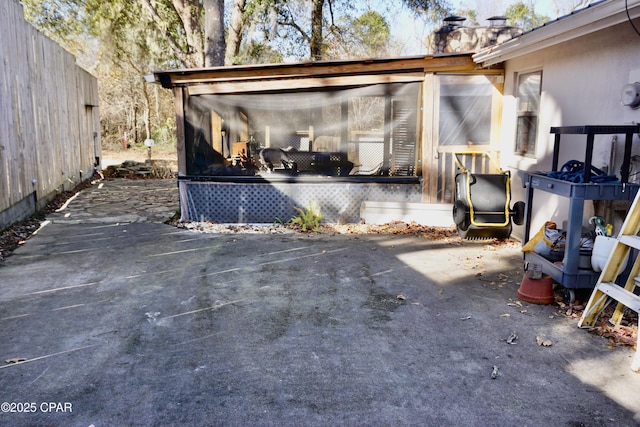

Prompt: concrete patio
[{"left": 0, "top": 179, "right": 639, "bottom": 426}]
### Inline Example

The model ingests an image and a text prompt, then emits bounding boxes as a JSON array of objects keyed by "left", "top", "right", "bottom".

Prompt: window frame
[{"left": 514, "top": 70, "right": 542, "bottom": 158}]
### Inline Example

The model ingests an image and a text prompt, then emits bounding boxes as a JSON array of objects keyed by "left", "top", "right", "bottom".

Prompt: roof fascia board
[
  {"left": 473, "top": 0, "right": 640, "bottom": 66},
  {"left": 153, "top": 55, "right": 478, "bottom": 88}
]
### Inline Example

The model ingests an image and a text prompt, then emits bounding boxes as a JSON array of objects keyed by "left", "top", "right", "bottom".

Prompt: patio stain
[{"left": 363, "top": 288, "right": 406, "bottom": 324}]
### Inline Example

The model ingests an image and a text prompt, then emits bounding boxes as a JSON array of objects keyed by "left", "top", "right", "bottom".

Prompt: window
[{"left": 515, "top": 71, "right": 542, "bottom": 157}]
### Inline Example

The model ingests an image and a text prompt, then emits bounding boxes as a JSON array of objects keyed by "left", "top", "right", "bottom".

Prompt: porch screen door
[{"left": 429, "top": 74, "right": 503, "bottom": 203}]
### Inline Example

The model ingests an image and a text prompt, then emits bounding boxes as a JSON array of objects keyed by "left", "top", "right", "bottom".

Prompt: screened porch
[{"left": 153, "top": 56, "right": 504, "bottom": 223}]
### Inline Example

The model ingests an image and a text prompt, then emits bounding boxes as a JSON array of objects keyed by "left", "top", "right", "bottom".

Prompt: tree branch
[
  {"left": 139, "top": 0, "right": 191, "bottom": 66},
  {"left": 277, "top": 14, "right": 311, "bottom": 44},
  {"left": 226, "top": 0, "right": 246, "bottom": 65}
]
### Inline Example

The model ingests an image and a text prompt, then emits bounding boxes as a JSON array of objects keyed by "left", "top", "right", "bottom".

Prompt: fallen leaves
[
  {"left": 0, "top": 177, "right": 96, "bottom": 261},
  {"left": 536, "top": 336, "right": 553, "bottom": 347},
  {"left": 507, "top": 299, "right": 527, "bottom": 314},
  {"left": 177, "top": 221, "right": 468, "bottom": 238},
  {"left": 0, "top": 220, "right": 40, "bottom": 261},
  {"left": 321, "top": 221, "right": 460, "bottom": 238},
  {"left": 591, "top": 323, "right": 638, "bottom": 348},
  {"left": 552, "top": 297, "right": 638, "bottom": 348},
  {"left": 478, "top": 272, "right": 513, "bottom": 290}
]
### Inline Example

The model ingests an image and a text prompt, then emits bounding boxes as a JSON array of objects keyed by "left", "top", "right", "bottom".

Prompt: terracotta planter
[{"left": 517, "top": 274, "right": 555, "bottom": 305}]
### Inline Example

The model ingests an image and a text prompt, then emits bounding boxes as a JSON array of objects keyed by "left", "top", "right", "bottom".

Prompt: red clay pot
[{"left": 517, "top": 274, "right": 555, "bottom": 305}]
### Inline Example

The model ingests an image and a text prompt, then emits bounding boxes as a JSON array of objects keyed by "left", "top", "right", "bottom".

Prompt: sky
[
  {"left": 451, "top": 0, "right": 585, "bottom": 21},
  {"left": 372, "top": 0, "right": 586, "bottom": 55}
]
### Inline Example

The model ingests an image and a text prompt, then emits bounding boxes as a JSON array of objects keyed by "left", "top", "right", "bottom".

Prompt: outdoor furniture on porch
[{"left": 258, "top": 149, "right": 353, "bottom": 176}]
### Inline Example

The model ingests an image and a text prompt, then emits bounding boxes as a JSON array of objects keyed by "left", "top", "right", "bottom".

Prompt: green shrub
[{"left": 288, "top": 202, "right": 322, "bottom": 232}]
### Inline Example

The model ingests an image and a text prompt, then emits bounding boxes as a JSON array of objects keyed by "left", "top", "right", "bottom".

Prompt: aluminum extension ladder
[{"left": 578, "top": 190, "right": 640, "bottom": 372}]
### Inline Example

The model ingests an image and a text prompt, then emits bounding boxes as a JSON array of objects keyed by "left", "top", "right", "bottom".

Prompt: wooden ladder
[{"left": 578, "top": 190, "right": 640, "bottom": 372}]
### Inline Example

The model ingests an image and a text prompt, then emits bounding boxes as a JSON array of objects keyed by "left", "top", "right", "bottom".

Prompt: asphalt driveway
[{"left": 0, "top": 179, "right": 639, "bottom": 426}]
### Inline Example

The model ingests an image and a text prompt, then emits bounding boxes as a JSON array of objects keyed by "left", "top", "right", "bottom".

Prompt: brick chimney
[{"left": 426, "top": 16, "right": 523, "bottom": 54}]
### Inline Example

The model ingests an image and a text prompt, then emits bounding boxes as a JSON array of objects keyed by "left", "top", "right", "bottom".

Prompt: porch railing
[{"left": 435, "top": 146, "right": 501, "bottom": 203}]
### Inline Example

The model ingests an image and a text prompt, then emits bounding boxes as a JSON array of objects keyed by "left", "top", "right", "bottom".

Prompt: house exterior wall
[{"left": 498, "top": 20, "right": 640, "bottom": 239}]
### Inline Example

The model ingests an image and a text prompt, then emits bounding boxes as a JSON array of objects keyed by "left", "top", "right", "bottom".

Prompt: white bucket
[{"left": 591, "top": 235, "right": 628, "bottom": 273}]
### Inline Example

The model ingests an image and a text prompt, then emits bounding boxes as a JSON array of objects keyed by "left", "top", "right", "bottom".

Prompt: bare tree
[
  {"left": 204, "top": 0, "right": 226, "bottom": 66},
  {"left": 310, "top": 0, "right": 324, "bottom": 60},
  {"left": 226, "top": 0, "right": 248, "bottom": 65}
]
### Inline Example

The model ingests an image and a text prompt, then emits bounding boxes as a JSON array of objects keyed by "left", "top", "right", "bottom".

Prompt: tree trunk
[
  {"left": 204, "top": 0, "right": 226, "bottom": 67},
  {"left": 310, "top": 0, "right": 324, "bottom": 61},
  {"left": 225, "top": 0, "right": 247, "bottom": 65},
  {"left": 166, "top": 0, "right": 205, "bottom": 67}
]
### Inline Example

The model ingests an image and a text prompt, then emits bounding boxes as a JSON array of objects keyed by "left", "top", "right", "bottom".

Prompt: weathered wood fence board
[{"left": 0, "top": 0, "right": 99, "bottom": 230}]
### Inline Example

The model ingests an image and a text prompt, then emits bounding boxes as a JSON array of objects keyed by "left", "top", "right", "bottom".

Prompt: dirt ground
[{"left": 100, "top": 146, "right": 178, "bottom": 168}]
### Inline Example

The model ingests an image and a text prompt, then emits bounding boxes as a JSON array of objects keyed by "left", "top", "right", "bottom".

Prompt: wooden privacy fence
[{"left": 0, "top": 0, "right": 100, "bottom": 230}]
